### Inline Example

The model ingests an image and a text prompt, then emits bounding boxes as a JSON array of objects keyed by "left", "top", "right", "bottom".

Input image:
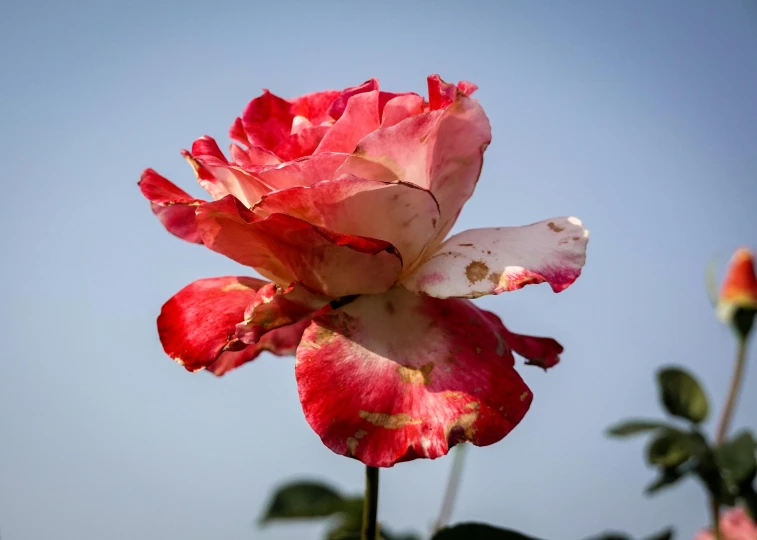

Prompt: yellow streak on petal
[
  {"left": 359, "top": 411, "right": 422, "bottom": 429},
  {"left": 221, "top": 282, "right": 253, "bottom": 292},
  {"left": 396, "top": 362, "right": 434, "bottom": 385}
]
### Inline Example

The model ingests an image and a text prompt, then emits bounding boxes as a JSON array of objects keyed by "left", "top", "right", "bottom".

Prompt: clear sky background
[{"left": 2, "top": 1, "right": 756, "bottom": 539}]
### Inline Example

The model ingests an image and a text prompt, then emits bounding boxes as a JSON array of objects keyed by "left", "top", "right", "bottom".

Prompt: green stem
[
  {"left": 710, "top": 496, "right": 722, "bottom": 540},
  {"left": 362, "top": 466, "right": 379, "bottom": 540},
  {"left": 433, "top": 443, "right": 467, "bottom": 533},
  {"left": 715, "top": 336, "right": 749, "bottom": 444}
]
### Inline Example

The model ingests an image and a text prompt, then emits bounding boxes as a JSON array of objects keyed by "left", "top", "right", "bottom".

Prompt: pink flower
[
  {"left": 695, "top": 507, "right": 757, "bottom": 540},
  {"left": 139, "top": 75, "right": 589, "bottom": 467}
]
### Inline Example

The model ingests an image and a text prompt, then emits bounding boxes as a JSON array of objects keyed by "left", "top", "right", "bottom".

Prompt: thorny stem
[
  {"left": 433, "top": 443, "right": 467, "bottom": 533},
  {"left": 715, "top": 336, "right": 749, "bottom": 444},
  {"left": 362, "top": 466, "right": 379, "bottom": 540}
]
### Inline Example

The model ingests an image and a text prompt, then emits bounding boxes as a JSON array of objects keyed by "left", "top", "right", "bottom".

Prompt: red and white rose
[{"left": 139, "top": 75, "right": 589, "bottom": 467}]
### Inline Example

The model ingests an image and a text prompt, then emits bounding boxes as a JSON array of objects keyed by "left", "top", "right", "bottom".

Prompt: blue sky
[{"left": 1, "top": 1, "right": 756, "bottom": 539}]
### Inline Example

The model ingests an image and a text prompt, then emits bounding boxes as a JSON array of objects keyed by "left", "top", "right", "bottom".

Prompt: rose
[
  {"left": 139, "top": 75, "right": 589, "bottom": 467},
  {"left": 695, "top": 507, "right": 757, "bottom": 540},
  {"left": 716, "top": 247, "right": 757, "bottom": 339}
]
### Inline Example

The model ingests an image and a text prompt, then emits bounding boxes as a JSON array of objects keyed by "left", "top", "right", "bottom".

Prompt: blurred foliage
[
  {"left": 260, "top": 479, "right": 420, "bottom": 540},
  {"left": 607, "top": 366, "right": 757, "bottom": 520}
]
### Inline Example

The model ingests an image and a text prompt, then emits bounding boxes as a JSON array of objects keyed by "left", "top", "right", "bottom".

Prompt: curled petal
[
  {"left": 402, "top": 217, "right": 589, "bottom": 299},
  {"left": 316, "top": 90, "right": 380, "bottom": 154},
  {"left": 337, "top": 86, "right": 491, "bottom": 240},
  {"left": 327, "top": 78, "right": 379, "bottom": 120},
  {"left": 196, "top": 195, "right": 403, "bottom": 297},
  {"left": 427, "top": 74, "right": 460, "bottom": 111},
  {"left": 158, "top": 276, "right": 269, "bottom": 372},
  {"left": 295, "top": 287, "right": 532, "bottom": 467},
  {"left": 252, "top": 174, "right": 440, "bottom": 266},
  {"left": 381, "top": 94, "right": 425, "bottom": 128},
  {"left": 239, "top": 90, "right": 294, "bottom": 152},
  {"left": 208, "top": 318, "right": 312, "bottom": 376},
  {"left": 236, "top": 282, "right": 329, "bottom": 345},
  {"left": 138, "top": 169, "right": 204, "bottom": 244},
  {"left": 183, "top": 136, "right": 270, "bottom": 206},
  {"left": 456, "top": 80, "right": 478, "bottom": 96},
  {"left": 480, "top": 310, "right": 563, "bottom": 370}
]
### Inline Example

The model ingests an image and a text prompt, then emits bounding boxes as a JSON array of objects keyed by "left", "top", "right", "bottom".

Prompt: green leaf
[
  {"left": 645, "top": 466, "right": 687, "bottom": 495},
  {"left": 432, "top": 523, "right": 543, "bottom": 539},
  {"left": 738, "top": 482, "right": 757, "bottom": 522},
  {"left": 606, "top": 420, "right": 670, "bottom": 437},
  {"left": 260, "top": 480, "right": 346, "bottom": 523},
  {"left": 644, "top": 527, "right": 674, "bottom": 540},
  {"left": 716, "top": 431, "right": 757, "bottom": 486},
  {"left": 646, "top": 429, "right": 704, "bottom": 467},
  {"left": 657, "top": 368, "right": 708, "bottom": 423}
]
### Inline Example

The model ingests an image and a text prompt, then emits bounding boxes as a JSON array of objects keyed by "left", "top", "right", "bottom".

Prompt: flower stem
[
  {"left": 710, "top": 496, "right": 722, "bottom": 540},
  {"left": 715, "top": 336, "right": 749, "bottom": 444},
  {"left": 433, "top": 443, "right": 467, "bottom": 533},
  {"left": 362, "top": 466, "right": 379, "bottom": 540}
]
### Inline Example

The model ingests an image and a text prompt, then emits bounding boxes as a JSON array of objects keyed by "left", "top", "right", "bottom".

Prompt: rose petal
[
  {"left": 183, "top": 136, "right": 272, "bottom": 206},
  {"left": 337, "top": 85, "right": 491, "bottom": 241},
  {"left": 292, "top": 90, "right": 341, "bottom": 125},
  {"left": 480, "top": 309, "right": 563, "bottom": 370},
  {"left": 252, "top": 174, "right": 440, "bottom": 266},
  {"left": 381, "top": 93, "right": 425, "bottom": 128},
  {"left": 274, "top": 125, "right": 331, "bottom": 161},
  {"left": 138, "top": 169, "right": 204, "bottom": 244},
  {"left": 239, "top": 89, "right": 294, "bottom": 152},
  {"left": 208, "top": 318, "right": 312, "bottom": 376},
  {"left": 427, "top": 74, "right": 459, "bottom": 111},
  {"left": 327, "top": 78, "right": 379, "bottom": 120},
  {"left": 402, "top": 217, "right": 589, "bottom": 299},
  {"left": 457, "top": 80, "right": 478, "bottom": 96},
  {"left": 235, "top": 282, "right": 329, "bottom": 345},
  {"left": 295, "top": 286, "right": 532, "bottom": 467},
  {"left": 249, "top": 152, "right": 349, "bottom": 190},
  {"left": 196, "top": 195, "right": 403, "bottom": 297},
  {"left": 228, "top": 143, "right": 281, "bottom": 169},
  {"left": 316, "top": 90, "right": 380, "bottom": 154},
  {"left": 157, "top": 276, "right": 268, "bottom": 372}
]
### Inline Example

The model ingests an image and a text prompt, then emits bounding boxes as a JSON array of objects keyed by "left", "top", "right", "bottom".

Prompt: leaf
[
  {"left": 606, "top": 420, "right": 670, "bottom": 437},
  {"left": 260, "top": 480, "right": 346, "bottom": 523},
  {"left": 657, "top": 368, "right": 708, "bottom": 424},
  {"left": 644, "top": 527, "right": 674, "bottom": 540},
  {"left": 645, "top": 466, "right": 687, "bottom": 495},
  {"left": 432, "top": 523, "right": 543, "bottom": 539},
  {"left": 646, "top": 429, "right": 704, "bottom": 467},
  {"left": 716, "top": 431, "right": 757, "bottom": 486}
]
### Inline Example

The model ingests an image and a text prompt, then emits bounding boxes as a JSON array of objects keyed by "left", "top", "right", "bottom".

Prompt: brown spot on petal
[
  {"left": 359, "top": 411, "right": 422, "bottom": 429},
  {"left": 465, "top": 261, "right": 489, "bottom": 283},
  {"left": 548, "top": 221, "right": 565, "bottom": 232},
  {"left": 347, "top": 437, "right": 358, "bottom": 455},
  {"left": 488, "top": 272, "right": 501, "bottom": 285},
  {"left": 459, "top": 243, "right": 474, "bottom": 247},
  {"left": 397, "top": 362, "right": 434, "bottom": 385},
  {"left": 385, "top": 301, "right": 395, "bottom": 315},
  {"left": 445, "top": 411, "right": 478, "bottom": 443},
  {"left": 520, "top": 391, "right": 529, "bottom": 402}
]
